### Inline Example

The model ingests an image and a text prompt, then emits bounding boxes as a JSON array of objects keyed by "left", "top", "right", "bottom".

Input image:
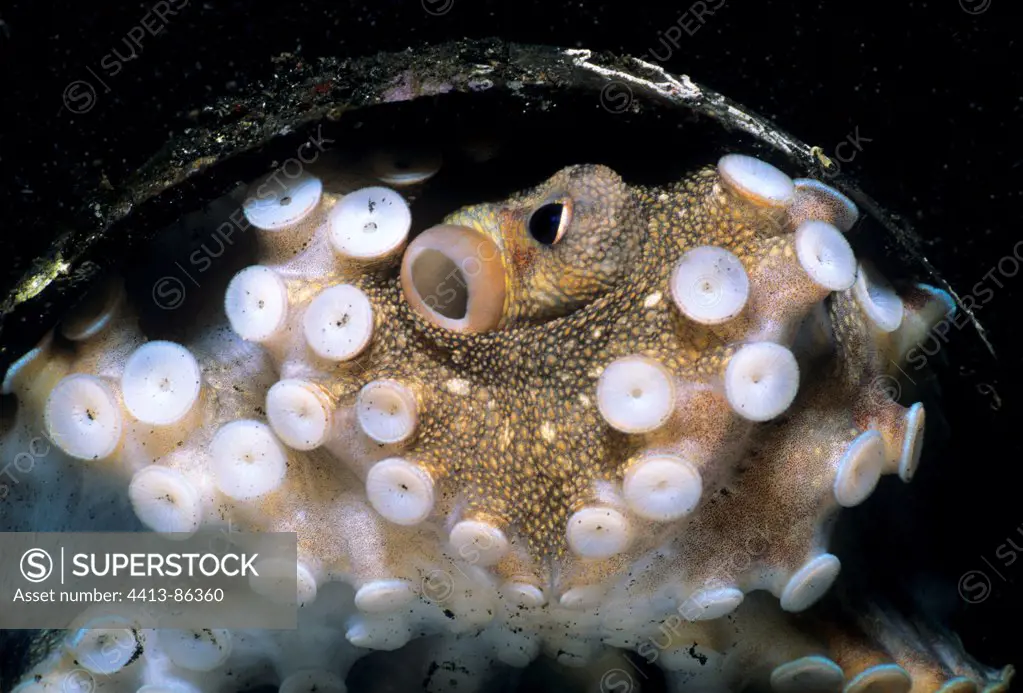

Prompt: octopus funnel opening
[{"left": 400, "top": 224, "right": 506, "bottom": 333}]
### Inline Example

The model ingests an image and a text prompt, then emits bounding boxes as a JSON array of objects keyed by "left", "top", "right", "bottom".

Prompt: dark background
[{"left": 1, "top": 0, "right": 1019, "bottom": 675}]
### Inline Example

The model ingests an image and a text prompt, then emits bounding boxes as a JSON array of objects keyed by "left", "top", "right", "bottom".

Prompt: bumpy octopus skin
[{"left": 2, "top": 153, "right": 1012, "bottom": 692}]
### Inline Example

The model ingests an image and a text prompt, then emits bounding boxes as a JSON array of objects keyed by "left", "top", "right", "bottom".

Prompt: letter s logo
[
  {"left": 958, "top": 570, "right": 991, "bottom": 604},
  {"left": 21, "top": 549, "right": 53, "bottom": 583},
  {"left": 599, "top": 669, "right": 634, "bottom": 693}
]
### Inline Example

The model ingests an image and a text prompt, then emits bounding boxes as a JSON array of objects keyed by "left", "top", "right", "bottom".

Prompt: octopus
[{"left": 1, "top": 150, "right": 1013, "bottom": 692}]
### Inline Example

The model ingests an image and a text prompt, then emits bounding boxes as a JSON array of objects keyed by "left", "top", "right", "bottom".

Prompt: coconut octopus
[{"left": 2, "top": 151, "right": 1013, "bottom": 692}]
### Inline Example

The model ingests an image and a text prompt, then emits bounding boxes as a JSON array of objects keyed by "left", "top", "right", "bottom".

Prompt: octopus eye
[{"left": 528, "top": 200, "right": 571, "bottom": 245}]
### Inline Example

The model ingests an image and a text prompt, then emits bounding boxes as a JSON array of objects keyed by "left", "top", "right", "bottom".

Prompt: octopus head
[{"left": 400, "top": 164, "right": 641, "bottom": 332}]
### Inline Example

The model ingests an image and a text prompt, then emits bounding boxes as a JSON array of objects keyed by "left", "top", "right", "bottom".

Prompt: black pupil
[{"left": 529, "top": 203, "right": 565, "bottom": 245}]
